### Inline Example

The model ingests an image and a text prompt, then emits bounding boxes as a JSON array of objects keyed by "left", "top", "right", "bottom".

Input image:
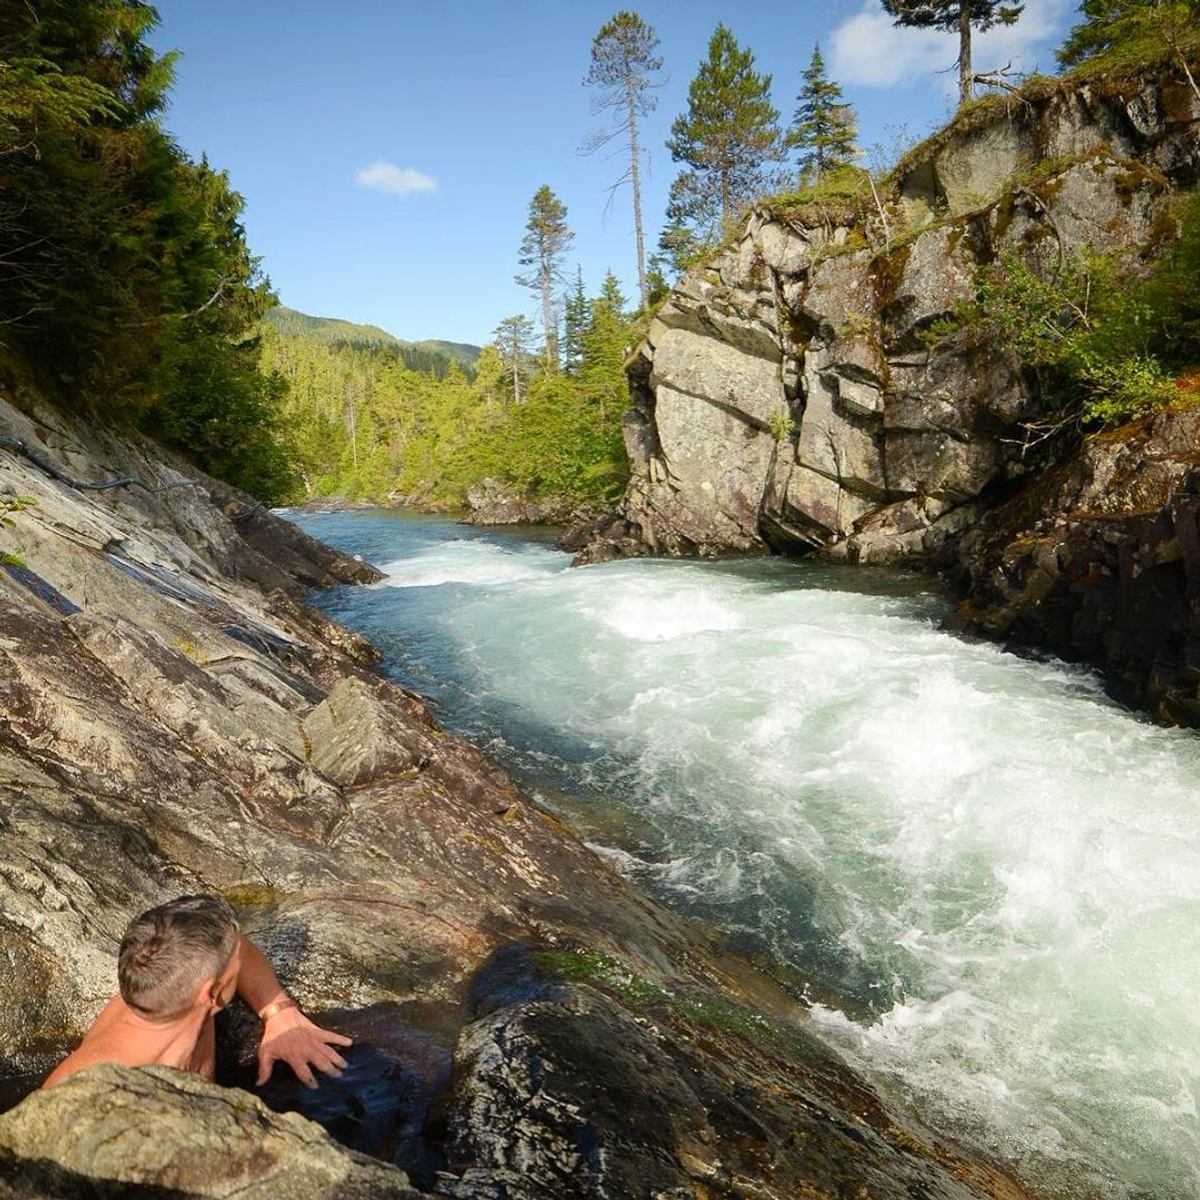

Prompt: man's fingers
[
  {"left": 296, "top": 1062, "right": 318, "bottom": 1089},
  {"left": 324, "top": 1048, "right": 349, "bottom": 1071},
  {"left": 323, "top": 1031, "right": 353, "bottom": 1048},
  {"left": 256, "top": 1050, "right": 276, "bottom": 1087}
]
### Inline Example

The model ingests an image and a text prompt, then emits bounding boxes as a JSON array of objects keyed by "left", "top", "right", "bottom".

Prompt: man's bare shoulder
[{"left": 41, "top": 996, "right": 201, "bottom": 1089}]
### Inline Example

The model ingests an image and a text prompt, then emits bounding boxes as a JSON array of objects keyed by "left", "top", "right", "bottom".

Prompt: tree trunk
[
  {"left": 959, "top": 2, "right": 973, "bottom": 106},
  {"left": 540, "top": 262, "right": 557, "bottom": 371},
  {"left": 627, "top": 74, "right": 647, "bottom": 311},
  {"left": 345, "top": 380, "right": 358, "bottom": 469}
]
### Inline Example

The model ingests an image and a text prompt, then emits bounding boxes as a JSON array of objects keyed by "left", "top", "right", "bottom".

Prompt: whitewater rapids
[{"left": 294, "top": 509, "right": 1200, "bottom": 1199}]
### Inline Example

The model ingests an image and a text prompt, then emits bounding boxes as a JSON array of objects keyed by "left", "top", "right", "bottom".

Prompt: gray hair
[{"left": 118, "top": 894, "right": 240, "bottom": 1019}]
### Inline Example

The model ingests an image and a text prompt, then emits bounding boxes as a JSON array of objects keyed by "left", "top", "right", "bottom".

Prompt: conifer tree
[
  {"left": 787, "top": 44, "right": 858, "bottom": 183},
  {"left": 879, "top": 1, "right": 1024, "bottom": 105},
  {"left": 562, "top": 266, "right": 588, "bottom": 376},
  {"left": 492, "top": 314, "right": 534, "bottom": 405},
  {"left": 581, "top": 271, "right": 629, "bottom": 419},
  {"left": 666, "top": 23, "right": 784, "bottom": 240},
  {"left": 583, "top": 11, "right": 665, "bottom": 312},
  {"left": 515, "top": 185, "right": 574, "bottom": 370}
]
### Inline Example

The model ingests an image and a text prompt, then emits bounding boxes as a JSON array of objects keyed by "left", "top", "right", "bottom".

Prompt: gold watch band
[{"left": 257, "top": 996, "right": 298, "bottom": 1022}]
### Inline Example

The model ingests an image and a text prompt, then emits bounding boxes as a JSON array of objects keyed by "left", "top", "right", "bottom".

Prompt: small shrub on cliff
[{"left": 768, "top": 406, "right": 796, "bottom": 441}]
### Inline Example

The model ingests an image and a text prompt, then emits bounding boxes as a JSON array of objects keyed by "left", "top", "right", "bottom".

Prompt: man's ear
[{"left": 193, "top": 975, "right": 220, "bottom": 1012}]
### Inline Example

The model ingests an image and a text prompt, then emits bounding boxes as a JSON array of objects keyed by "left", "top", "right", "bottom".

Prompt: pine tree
[
  {"left": 515, "top": 185, "right": 574, "bottom": 371},
  {"left": 878, "top": 1, "right": 1024, "bottom": 106},
  {"left": 562, "top": 266, "right": 588, "bottom": 376},
  {"left": 787, "top": 44, "right": 858, "bottom": 183},
  {"left": 665, "top": 23, "right": 784, "bottom": 241},
  {"left": 492, "top": 314, "right": 535, "bottom": 405},
  {"left": 582, "top": 11, "right": 666, "bottom": 312},
  {"left": 1058, "top": 0, "right": 1200, "bottom": 70},
  {"left": 581, "top": 272, "right": 630, "bottom": 421}
]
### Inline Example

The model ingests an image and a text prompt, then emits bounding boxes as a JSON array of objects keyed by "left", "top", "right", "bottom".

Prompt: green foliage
[
  {"left": 1058, "top": 0, "right": 1200, "bottom": 69},
  {"left": 492, "top": 314, "right": 536, "bottom": 404},
  {"left": 263, "top": 306, "right": 480, "bottom": 376},
  {"left": 666, "top": 23, "right": 784, "bottom": 240},
  {"left": 268, "top": 273, "right": 635, "bottom": 509},
  {"left": 0, "top": 495, "right": 37, "bottom": 525},
  {"left": 787, "top": 44, "right": 858, "bottom": 182},
  {"left": 938, "top": 192, "right": 1200, "bottom": 425},
  {"left": 767, "top": 407, "right": 796, "bottom": 442},
  {"left": 879, "top": 0, "right": 1024, "bottom": 32},
  {"left": 0, "top": 1, "right": 293, "bottom": 502}
]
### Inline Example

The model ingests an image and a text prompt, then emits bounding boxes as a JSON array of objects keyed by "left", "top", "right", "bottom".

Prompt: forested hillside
[
  {"left": 263, "top": 307, "right": 480, "bottom": 376},
  {"left": 263, "top": 276, "right": 633, "bottom": 507}
]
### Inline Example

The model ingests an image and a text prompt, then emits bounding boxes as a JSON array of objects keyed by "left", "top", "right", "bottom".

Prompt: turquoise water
[{"left": 290, "top": 508, "right": 1200, "bottom": 1199}]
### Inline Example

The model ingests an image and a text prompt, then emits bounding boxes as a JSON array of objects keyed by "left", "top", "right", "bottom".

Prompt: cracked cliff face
[{"left": 578, "top": 69, "right": 1200, "bottom": 568}]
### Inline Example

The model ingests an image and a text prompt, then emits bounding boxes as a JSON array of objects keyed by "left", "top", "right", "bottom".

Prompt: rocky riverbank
[{"left": 0, "top": 382, "right": 1033, "bottom": 1197}]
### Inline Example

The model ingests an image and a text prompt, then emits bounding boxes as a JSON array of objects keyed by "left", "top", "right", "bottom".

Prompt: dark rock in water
[
  {"left": 950, "top": 407, "right": 1200, "bottom": 723},
  {"left": 0, "top": 1065, "right": 426, "bottom": 1199},
  {"left": 561, "top": 510, "right": 655, "bottom": 566}
]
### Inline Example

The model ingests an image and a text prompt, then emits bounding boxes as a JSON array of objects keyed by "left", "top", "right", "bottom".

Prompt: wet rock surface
[
  {"left": 950, "top": 407, "right": 1200, "bottom": 723},
  {"left": 0, "top": 380, "right": 1032, "bottom": 1197}
]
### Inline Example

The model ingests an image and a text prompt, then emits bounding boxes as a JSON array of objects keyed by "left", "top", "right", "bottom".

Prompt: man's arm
[{"left": 235, "top": 936, "right": 352, "bottom": 1088}]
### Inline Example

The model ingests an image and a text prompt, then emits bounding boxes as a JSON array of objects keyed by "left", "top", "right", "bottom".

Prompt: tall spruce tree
[
  {"left": 515, "top": 185, "right": 574, "bottom": 370},
  {"left": 583, "top": 11, "right": 665, "bottom": 312},
  {"left": 787, "top": 44, "right": 858, "bottom": 182},
  {"left": 562, "top": 266, "right": 588, "bottom": 376},
  {"left": 879, "top": 1, "right": 1024, "bottom": 105},
  {"left": 666, "top": 23, "right": 784, "bottom": 240}
]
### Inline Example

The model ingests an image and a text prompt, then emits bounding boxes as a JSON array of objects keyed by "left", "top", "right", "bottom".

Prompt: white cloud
[
  {"left": 355, "top": 161, "right": 437, "bottom": 196},
  {"left": 831, "top": 0, "right": 1073, "bottom": 90}
]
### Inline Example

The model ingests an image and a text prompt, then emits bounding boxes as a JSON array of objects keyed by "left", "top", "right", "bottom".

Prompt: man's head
[{"left": 118, "top": 894, "right": 241, "bottom": 1022}]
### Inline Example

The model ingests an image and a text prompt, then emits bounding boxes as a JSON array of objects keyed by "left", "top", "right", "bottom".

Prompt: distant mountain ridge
[{"left": 264, "top": 305, "right": 481, "bottom": 373}]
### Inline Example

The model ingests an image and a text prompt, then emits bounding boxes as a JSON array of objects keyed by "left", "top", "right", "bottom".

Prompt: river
[{"left": 289, "top": 507, "right": 1200, "bottom": 1200}]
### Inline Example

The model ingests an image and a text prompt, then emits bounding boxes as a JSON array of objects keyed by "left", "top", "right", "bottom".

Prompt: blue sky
[{"left": 151, "top": 1, "right": 1076, "bottom": 347}]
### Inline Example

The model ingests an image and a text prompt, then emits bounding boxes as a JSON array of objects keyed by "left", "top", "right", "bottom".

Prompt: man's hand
[{"left": 256, "top": 1006, "right": 352, "bottom": 1089}]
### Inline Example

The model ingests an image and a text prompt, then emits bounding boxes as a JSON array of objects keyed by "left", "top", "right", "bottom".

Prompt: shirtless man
[{"left": 43, "top": 894, "right": 351, "bottom": 1090}]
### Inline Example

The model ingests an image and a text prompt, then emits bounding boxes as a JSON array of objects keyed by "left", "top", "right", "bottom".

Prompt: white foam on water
[
  {"left": 376, "top": 538, "right": 567, "bottom": 589},
  {"left": 352, "top": 540, "right": 1200, "bottom": 1198}
]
